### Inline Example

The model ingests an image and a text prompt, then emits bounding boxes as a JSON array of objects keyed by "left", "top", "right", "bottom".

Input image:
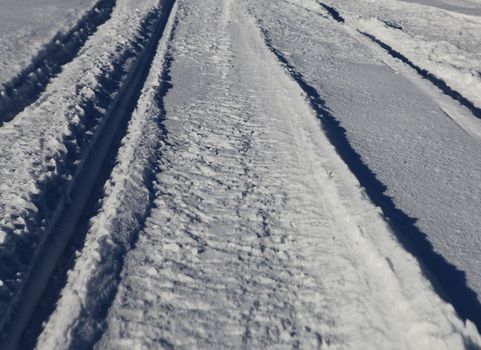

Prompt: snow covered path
[
  {"left": 30, "top": 0, "right": 481, "bottom": 349},
  {"left": 249, "top": 0, "right": 481, "bottom": 329},
  {"left": 0, "top": 0, "right": 480, "bottom": 348}
]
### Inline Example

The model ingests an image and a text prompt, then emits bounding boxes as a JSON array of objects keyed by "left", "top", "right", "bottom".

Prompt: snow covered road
[
  {"left": 1, "top": 0, "right": 481, "bottom": 349},
  {"left": 248, "top": 0, "right": 481, "bottom": 329}
]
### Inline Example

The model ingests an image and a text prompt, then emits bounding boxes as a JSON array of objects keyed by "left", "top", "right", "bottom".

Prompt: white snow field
[{"left": 0, "top": 0, "right": 481, "bottom": 349}]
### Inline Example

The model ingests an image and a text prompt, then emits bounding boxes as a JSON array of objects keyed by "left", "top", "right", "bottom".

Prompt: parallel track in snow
[
  {"left": 0, "top": 1, "right": 176, "bottom": 349},
  {"left": 317, "top": 0, "right": 481, "bottom": 122},
  {"left": 293, "top": 0, "right": 481, "bottom": 332},
  {"left": 1, "top": 0, "right": 481, "bottom": 348},
  {"left": 32, "top": 0, "right": 480, "bottom": 348}
]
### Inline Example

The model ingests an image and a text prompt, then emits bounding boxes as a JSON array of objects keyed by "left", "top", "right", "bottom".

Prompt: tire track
[
  {"left": 32, "top": 3, "right": 178, "bottom": 349},
  {"left": 95, "top": 1, "right": 481, "bottom": 348},
  {"left": 261, "top": 1, "right": 481, "bottom": 333},
  {"left": 317, "top": 0, "right": 481, "bottom": 121},
  {"left": 359, "top": 31, "right": 481, "bottom": 121},
  {"left": 0, "top": 2, "right": 176, "bottom": 349}
]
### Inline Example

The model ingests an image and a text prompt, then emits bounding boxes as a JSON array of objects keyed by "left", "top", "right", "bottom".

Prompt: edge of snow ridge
[{"left": 0, "top": 0, "right": 117, "bottom": 124}]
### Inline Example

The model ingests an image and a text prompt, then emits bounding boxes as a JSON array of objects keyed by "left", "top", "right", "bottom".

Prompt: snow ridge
[
  {"left": 0, "top": 1, "right": 173, "bottom": 346},
  {"left": 0, "top": 0, "right": 116, "bottom": 125},
  {"left": 34, "top": 2, "right": 178, "bottom": 349}
]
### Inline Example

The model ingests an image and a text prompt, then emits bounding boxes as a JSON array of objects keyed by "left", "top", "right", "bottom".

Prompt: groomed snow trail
[{"left": 35, "top": 0, "right": 481, "bottom": 349}]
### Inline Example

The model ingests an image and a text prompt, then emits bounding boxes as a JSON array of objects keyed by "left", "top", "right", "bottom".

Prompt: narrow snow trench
[{"left": 36, "top": 0, "right": 481, "bottom": 349}]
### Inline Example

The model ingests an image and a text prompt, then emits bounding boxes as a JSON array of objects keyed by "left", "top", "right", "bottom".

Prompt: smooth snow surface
[{"left": 400, "top": 0, "right": 481, "bottom": 16}]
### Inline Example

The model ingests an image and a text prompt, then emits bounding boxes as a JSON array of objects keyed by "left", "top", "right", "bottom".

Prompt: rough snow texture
[
  {"left": 0, "top": 0, "right": 116, "bottom": 123},
  {"left": 35, "top": 3, "right": 177, "bottom": 348},
  {"left": 0, "top": 0, "right": 166, "bottom": 329},
  {"left": 0, "top": 0, "right": 98, "bottom": 85},
  {"left": 36, "top": 0, "right": 481, "bottom": 349},
  {"left": 0, "top": 0, "right": 480, "bottom": 348}
]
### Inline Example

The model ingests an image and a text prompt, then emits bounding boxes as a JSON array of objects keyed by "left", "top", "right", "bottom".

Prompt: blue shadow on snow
[{"left": 260, "top": 28, "right": 481, "bottom": 338}]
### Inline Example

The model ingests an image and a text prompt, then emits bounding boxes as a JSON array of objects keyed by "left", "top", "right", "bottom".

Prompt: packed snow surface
[
  {"left": 36, "top": 0, "right": 481, "bottom": 349},
  {"left": 400, "top": 0, "right": 481, "bottom": 16},
  {"left": 0, "top": 0, "right": 481, "bottom": 349},
  {"left": 249, "top": 0, "right": 481, "bottom": 310}
]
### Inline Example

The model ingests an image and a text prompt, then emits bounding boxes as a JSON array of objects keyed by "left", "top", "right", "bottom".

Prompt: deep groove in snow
[
  {"left": 361, "top": 31, "right": 481, "bottom": 121},
  {"left": 0, "top": 3, "right": 167, "bottom": 329},
  {"left": 0, "top": 2, "right": 176, "bottom": 349},
  {"left": 316, "top": 1, "right": 345, "bottom": 23},
  {"left": 258, "top": 27, "right": 481, "bottom": 334},
  {"left": 29, "top": 6, "right": 177, "bottom": 350}
]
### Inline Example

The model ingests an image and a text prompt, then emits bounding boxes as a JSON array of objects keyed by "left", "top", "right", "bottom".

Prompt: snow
[
  {"left": 0, "top": 0, "right": 99, "bottom": 85},
  {"left": 248, "top": 0, "right": 481, "bottom": 318},
  {"left": 35, "top": 2, "right": 178, "bottom": 347},
  {"left": 34, "top": 0, "right": 481, "bottom": 348},
  {"left": 400, "top": 0, "right": 481, "bottom": 16},
  {"left": 0, "top": 0, "right": 117, "bottom": 123},
  {"left": 0, "top": 0, "right": 480, "bottom": 348},
  {"left": 0, "top": 0, "right": 167, "bottom": 336}
]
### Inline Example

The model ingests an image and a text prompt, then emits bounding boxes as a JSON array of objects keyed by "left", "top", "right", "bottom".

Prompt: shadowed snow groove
[
  {"left": 316, "top": 1, "right": 345, "bottom": 23},
  {"left": 8, "top": 0, "right": 481, "bottom": 349},
  {"left": 33, "top": 6, "right": 176, "bottom": 350},
  {"left": 258, "top": 27, "right": 481, "bottom": 334},
  {"left": 21, "top": 5, "right": 178, "bottom": 350},
  {"left": 0, "top": 3, "right": 165, "bottom": 328},
  {"left": 360, "top": 31, "right": 481, "bottom": 121},
  {"left": 0, "top": 0, "right": 116, "bottom": 125},
  {"left": 315, "top": 1, "right": 481, "bottom": 122},
  {"left": 0, "top": 2, "right": 176, "bottom": 349}
]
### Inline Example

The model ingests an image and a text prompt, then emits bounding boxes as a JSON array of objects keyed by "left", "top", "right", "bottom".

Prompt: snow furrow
[
  {"left": 359, "top": 31, "right": 481, "bottom": 121},
  {"left": 317, "top": 1, "right": 481, "bottom": 123},
  {"left": 251, "top": 0, "right": 481, "bottom": 332},
  {"left": 0, "top": 1, "right": 175, "bottom": 347},
  {"left": 0, "top": 0, "right": 116, "bottom": 125},
  {"left": 316, "top": 1, "right": 345, "bottom": 23},
  {"left": 34, "top": 2, "right": 178, "bottom": 348},
  {"left": 257, "top": 17, "right": 481, "bottom": 334},
  {"left": 2, "top": 0, "right": 480, "bottom": 348}
]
